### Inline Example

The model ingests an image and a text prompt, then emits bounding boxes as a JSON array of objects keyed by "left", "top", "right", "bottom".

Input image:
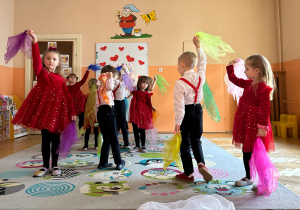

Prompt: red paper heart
[
  {"left": 126, "top": 55, "right": 134, "bottom": 62},
  {"left": 138, "top": 46, "right": 144, "bottom": 50},
  {"left": 100, "top": 46, "right": 107, "bottom": 51},
  {"left": 110, "top": 55, "right": 119, "bottom": 61},
  {"left": 100, "top": 62, "right": 106, "bottom": 66},
  {"left": 119, "top": 47, "right": 124, "bottom": 51},
  {"left": 138, "top": 60, "right": 145, "bottom": 65}
]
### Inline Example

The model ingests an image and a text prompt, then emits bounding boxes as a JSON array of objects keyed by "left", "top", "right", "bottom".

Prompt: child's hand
[
  {"left": 228, "top": 59, "right": 238, "bottom": 66},
  {"left": 86, "top": 67, "right": 90, "bottom": 71},
  {"left": 175, "top": 125, "right": 181, "bottom": 134},
  {"left": 106, "top": 72, "right": 112, "bottom": 78},
  {"left": 193, "top": 36, "right": 200, "bottom": 48},
  {"left": 257, "top": 128, "right": 267, "bottom": 137},
  {"left": 153, "top": 75, "right": 157, "bottom": 81},
  {"left": 26, "top": 29, "right": 37, "bottom": 44},
  {"left": 71, "top": 115, "right": 77, "bottom": 121}
]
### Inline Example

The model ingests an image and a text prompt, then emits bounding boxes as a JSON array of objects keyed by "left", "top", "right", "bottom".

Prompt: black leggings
[
  {"left": 243, "top": 152, "right": 252, "bottom": 179},
  {"left": 84, "top": 127, "right": 100, "bottom": 148},
  {"left": 78, "top": 112, "right": 84, "bottom": 130},
  {"left": 41, "top": 129, "right": 60, "bottom": 169},
  {"left": 132, "top": 123, "right": 145, "bottom": 148}
]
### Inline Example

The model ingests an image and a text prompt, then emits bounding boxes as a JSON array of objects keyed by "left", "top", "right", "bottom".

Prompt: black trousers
[
  {"left": 84, "top": 126, "right": 100, "bottom": 148},
  {"left": 180, "top": 104, "right": 204, "bottom": 176},
  {"left": 41, "top": 129, "right": 60, "bottom": 169},
  {"left": 78, "top": 112, "right": 84, "bottom": 130},
  {"left": 132, "top": 123, "right": 145, "bottom": 148},
  {"left": 243, "top": 152, "right": 252, "bottom": 179},
  {"left": 97, "top": 105, "right": 122, "bottom": 165},
  {"left": 114, "top": 100, "right": 129, "bottom": 146}
]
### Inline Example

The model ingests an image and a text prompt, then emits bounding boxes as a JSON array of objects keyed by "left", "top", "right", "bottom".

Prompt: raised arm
[
  {"left": 27, "top": 29, "right": 43, "bottom": 76},
  {"left": 77, "top": 68, "right": 90, "bottom": 86},
  {"left": 226, "top": 65, "right": 246, "bottom": 88}
]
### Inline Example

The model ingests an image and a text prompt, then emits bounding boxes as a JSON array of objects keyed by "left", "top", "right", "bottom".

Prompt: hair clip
[{"left": 48, "top": 47, "right": 57, "bottom": 51}]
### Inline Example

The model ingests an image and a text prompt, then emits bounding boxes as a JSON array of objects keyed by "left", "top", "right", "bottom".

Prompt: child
[
  {"left": 81, "top": 78, "right": 100, "bottom": 151},
  {"left": 12, "top": 29, "right": 76, "bottom": 177},
  {"left": 112, "top": 68, "right": 130, "bottom": 149},
  {"left": 67, "top": 68, "right": 90, "bottom": 130},
  {"left": 129, "top": 76, "right": 155, "bottom": 153},
  {"left": 96, "top": 65, "right": 125, "bottom": 170},
  {"left": 226, "top": 55, "right": 275, "bottom": 187},
  {"left": 174, "top": 36, "right": 212, "bottom": 183}
]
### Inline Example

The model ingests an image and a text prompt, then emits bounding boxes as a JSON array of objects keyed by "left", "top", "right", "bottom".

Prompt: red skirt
[
  {"left": 12, "top": 84, "right": 72, "bottom": 134},
  {"left": 72, "top": 91, "right": 86, "bottom": 115},
  {"left": 130, "top": 102, "right": 153, "bottom": 130},
  {"left": 232, "top": 103, "right": 275, "bottom": 153}
]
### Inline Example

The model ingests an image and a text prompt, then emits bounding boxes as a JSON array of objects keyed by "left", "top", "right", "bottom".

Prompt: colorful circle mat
[
  {"left": 136, "top": 159, "right": 175, "bottom": 168},
  {"left": 67, "top": 152, "right": 97, "bottom": 159},
  {"left": 141, "top": 168, "right": 181, "bottom": 180},
  {"left": 139, "top": 153, "right": 162, "bottom": 158},
  {"left": 0, "top": 181, "right": 25, "bottom": 196},
  {"left": 58, "top": 159, "right": 95, "bottom": 168},
  {"left": 138, "top": 181, "right": 183, "bottom": 196},
  {"left": 80, "top": 181, "right": 130, "bottom": 197},
  {"left": 193, "top": 168, "right": 228, "bottom": 180},
  {"left": 42, "top": 169, "right": 81, "bottom": 180},
  {"left": 0, "top": 169, "right": 34, "bottom": 179},
  {"left": 87, "top": 169, "right": 132, "bottom": 180},
  {"left": 193, "top": 180, "right": 248, "bottom": 196},
  {"left": 15, "top": 160, "right": 50, "bottom": 168},
  {"left": 25, "top": 182, "right": 75, "bottom": 197}
]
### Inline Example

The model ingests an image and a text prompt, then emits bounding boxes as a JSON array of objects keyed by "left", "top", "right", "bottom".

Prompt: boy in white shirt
[
  {"left": 96, "top": 65, "right": 125, "bottom": 170},
  {"left": 174, "top": 36, "right": 213, "bottom": 183}
]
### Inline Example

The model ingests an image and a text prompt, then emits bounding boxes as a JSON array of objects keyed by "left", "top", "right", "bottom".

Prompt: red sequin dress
[
  {"left": 67, "top": 70, "right": 89, "bottom": 115},
  {"left": 226, "top": 65, "right": 275, "bottom": 153},
  {"left": 129, "top": 91, "right": 154, "bottom": 129},
  {"left": 12, "top": 43, "right": 76, "bottom": 134}
]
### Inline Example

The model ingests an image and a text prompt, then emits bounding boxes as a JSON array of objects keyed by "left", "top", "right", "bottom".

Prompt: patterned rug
[{"left": 0, "top": 134, "right": 300, "bottom": 209}]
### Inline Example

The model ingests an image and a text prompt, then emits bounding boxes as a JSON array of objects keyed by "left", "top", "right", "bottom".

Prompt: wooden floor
[{"left": 1, "top": 132, "right": 300, "bottom": 196}]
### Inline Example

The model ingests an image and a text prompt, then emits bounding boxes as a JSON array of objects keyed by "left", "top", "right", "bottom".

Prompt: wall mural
[{"left": 111, "top": 4, "right": 157, "bottom": 39}]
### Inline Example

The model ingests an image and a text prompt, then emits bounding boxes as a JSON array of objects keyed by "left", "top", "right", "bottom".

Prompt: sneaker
[
  {"left": 235, "top": 177, "right": 253, "bottom": 187},
  {"left": 121, "top": 145, "right": 131, "bottom": 149},
  {"left": 175, "top": 173, "right": 194, "bottom": 183},
  {"left": 129, "top": 146, "right": 140, "bottom": 153},
  {"left": 94, "top": 147, "right": 98, "bottom": 150},
  {"left": 97, "top": 163, "right": 113, "bottom": 169},
  {"left": 79, "top": 147, "right": 87, "bottom": 151},
  {"left": 198, "top": 163, "right": 213, "bottom": 183},
  {"left": 116, "top": 160, "right": 125, "bottom": 170},
  {"left": 52, "top": 167, "right": 61, "bottom": 176},
  {"left": 33, "top": 167, "right": 48, "bottom": 177},
  {"left": 139, "top": 147, "right": 147, "bottom": 153},
  {"left": 252, "top": 185, "right": 258, "bottom": 192}
]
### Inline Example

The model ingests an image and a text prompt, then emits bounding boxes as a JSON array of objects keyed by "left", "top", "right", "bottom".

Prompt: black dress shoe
[
  {"left": 97, "top": 163, "right": 113, "bottom": 169},
  {"left": 116, "top": 160, "right": 125, "bottom": 170}
]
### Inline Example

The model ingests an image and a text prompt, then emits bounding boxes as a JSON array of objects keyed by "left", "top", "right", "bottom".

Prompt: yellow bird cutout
[{"left": 140, "top": 10, "right": 157, "bottom": 25}]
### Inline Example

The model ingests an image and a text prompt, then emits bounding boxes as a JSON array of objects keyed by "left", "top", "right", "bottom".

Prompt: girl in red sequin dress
[
  {"left": 12, "top": 29, "right": 76, "bottom": 177},
  {"left": 226, "top": 55, "right": 275, "bottom": 187},
  {"left": 67, "top": 68, "right": 89, "bottom": 130},
  {"left": 129, "top": 76, "right": 154, "bottom": 153}
]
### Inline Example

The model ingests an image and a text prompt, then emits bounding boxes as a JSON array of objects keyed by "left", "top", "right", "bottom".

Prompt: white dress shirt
[
  {"left": 174, "top": 47, "right": 207, "bottom": 125},
  {"left": 113, "top": 80, "right": 127, "bottom": 100}
]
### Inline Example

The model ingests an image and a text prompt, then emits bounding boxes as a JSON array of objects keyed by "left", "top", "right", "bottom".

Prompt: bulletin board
[{"left": 95, "top": 43, "right": 148, "bottom": 80}]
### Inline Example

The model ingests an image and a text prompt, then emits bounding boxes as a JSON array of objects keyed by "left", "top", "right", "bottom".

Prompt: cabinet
[{"left": 0, "top": 95, "right": 28, "bottom": 140}]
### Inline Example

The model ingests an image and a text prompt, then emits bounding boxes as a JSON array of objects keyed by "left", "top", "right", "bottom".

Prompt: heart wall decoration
[{"left": 95, "top": 43, "right": 148, "bottom": 82}]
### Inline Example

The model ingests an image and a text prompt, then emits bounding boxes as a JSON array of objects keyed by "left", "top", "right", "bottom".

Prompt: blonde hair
[
  {"left": 178, "top": 51, "right": 197, "bottom": 69},
  {"left": 246, "top": 54, "right": 276, "bottom": 100},
  {"left": 41, "top": 49, "right": 64, "bottom": 78}
]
